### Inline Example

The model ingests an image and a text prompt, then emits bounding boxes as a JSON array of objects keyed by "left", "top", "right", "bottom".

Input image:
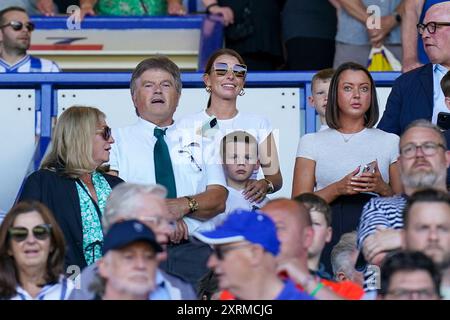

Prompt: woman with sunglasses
[
  {"left": 18, "top": 106, "right": 123, "bottom": 271},
  {"left": 178, "top": 48, "right": 283, "bottom": 203},
  {"left": 0, "top": 201, "right": 73, "bottom": 300}
]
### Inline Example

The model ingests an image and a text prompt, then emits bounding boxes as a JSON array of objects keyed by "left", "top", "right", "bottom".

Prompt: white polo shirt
[{"left": 109, "top": 117, "right": 226, "bottom": 234}]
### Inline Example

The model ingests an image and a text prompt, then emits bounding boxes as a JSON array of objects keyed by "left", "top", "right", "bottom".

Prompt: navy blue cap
[
  {"left": 193, "top": 209, "right": 280, "bottom": 256},
  {"left": 102, "top": 219, "right": 162, "bottom": 255}
]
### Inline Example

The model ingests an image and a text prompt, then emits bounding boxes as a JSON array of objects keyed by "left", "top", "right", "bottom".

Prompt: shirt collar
[
  {"left": 137, "top": 117, "right": 176, "bottom": 133},
  {"left": 434, "top": 64, "right": 448, "bottom": 75}
]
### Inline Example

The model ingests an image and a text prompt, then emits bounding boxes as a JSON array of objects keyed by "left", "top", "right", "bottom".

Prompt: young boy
[
  {"left": 220, "top": 130, "right": 269, "bottom": 216},
  {"left": 308, "top": 68, "right": 335, "bottom": 131},
  {"left": 295, "top": 193, "right": 333, "bottom": 279}
]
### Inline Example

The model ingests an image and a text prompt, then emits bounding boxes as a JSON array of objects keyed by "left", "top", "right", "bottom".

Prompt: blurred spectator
[
  {"left": 203, "top": 0, "right": 284, "bottom": 70},
  {"left": 0, "top": 1, "right": 55, "bottom": 15},
  {"left": 440, "top": 71, "right": 450, "bottom": 188},
  {"left": 401, "top": 0, "right": 445, "bottom": 72},
  {"left": 283, "top": 0, "right": 337, "bottom": 71},
  {"left": 292, "top": 62, "right": 402, "bottom": 274},
  {"left": 294, "top": 193, "right": 333, "bottom": 280},
  {"left": 0, "top": 6, "right": 60, "bottom": 72},
  {"left": 194, "top": 209, "right": 315, "bottom": 300},
  {"left": 331, "top": 231, "right": 364, "bottom": 286},
  {"left": 18, "top": 106, "right": 123, "bottom": 271},
  {"left": 92, "top": 220, "right": 163, "bottom": 300},
  {"left": 378, "top": 251, "right": 441, "bottom": 300},
  {"left": 79, "top": 0, "right": 186, "bottom": 19},
  {"left": 378, "top": 2, "right": 450, "bottom": 134},
  {"left": 69, "top": 182, "right": 196, "bottom": 300},
  {"left": 334, "top": 0, "right": 405, "bottom": 68},
  {"left": 403, "top": 189, "right": 450, "bottom": 299},
  {"left": 263, "top": 198, "right": 365, "bottom": 300},
  {"left": 0, "top": 201, "right": 74, "bottom": 300}
]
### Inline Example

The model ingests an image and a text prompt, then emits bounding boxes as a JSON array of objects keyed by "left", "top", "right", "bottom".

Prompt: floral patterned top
[
  {"left": 76, "top": 171, "right": 112, "bottom": 266},
  {"left": 96, "top": 0, "right": 167, "bottom": 16}
]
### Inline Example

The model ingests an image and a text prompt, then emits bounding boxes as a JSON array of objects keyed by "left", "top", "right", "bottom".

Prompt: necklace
[{"left": 339, "top": 132, "right": 357, "bottom": 143}]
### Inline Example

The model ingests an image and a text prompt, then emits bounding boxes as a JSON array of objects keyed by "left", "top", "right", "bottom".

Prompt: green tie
[{"left": 154, "top": 127, "right": 177, "bottom": 198}]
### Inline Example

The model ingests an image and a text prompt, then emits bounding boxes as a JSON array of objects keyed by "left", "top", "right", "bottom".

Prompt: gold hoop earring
[
  {"left": 206, "top": 86, "right": 212, "bottom": 93},
  {"left": 239, "top": 88, "right": 245, "bottom": 96}
]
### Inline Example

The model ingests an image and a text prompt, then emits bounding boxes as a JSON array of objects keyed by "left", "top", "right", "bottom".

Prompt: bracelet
[
  {"left": 310, "top": 282, "right": 324, "bottom": 297},
  {"left": 205, "top": 3, "right": 219, "bottom": 13}
]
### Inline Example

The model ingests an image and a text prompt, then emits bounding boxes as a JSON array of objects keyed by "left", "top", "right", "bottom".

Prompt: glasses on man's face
[
  {"left": 0, "top": 20, "right": 35, "bottom": 32},
  {"left": 96, "top": 126, "right": 112, "bottom": 141},
  {"left": 212, "top": 243, "right": 251, "bottom": 260},
  {"left": 400, "top": 141, "right": 446, "bottom": 159},
  {"left": 8, "top": 224, "right": 51, "bottom": 242},
  {"left": 417, "top": 21, "right": 450, "bottom": 34},
  {"left": 212, "top": 62, "right": 247, "bottom": 78},
  {"left": 386, "top": 288, "right": 438, "bottom": 300}
]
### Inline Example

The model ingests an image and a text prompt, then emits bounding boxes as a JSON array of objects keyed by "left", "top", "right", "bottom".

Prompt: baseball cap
[
  {"left": 102, "top": 219, "right": 163, "bottom": 255},
  {"left": 193, "top": 209, "right": 280, "bottom": 256}
]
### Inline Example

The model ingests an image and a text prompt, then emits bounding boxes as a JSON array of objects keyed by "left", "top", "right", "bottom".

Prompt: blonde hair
[{"left": 41, "top": 105, "right": 106, "bottom": 178}]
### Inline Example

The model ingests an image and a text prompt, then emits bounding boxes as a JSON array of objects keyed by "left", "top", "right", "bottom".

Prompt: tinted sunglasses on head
[
  {"left": 97, "top": 126, "right": 112, "bottom": 141},
  {"left": 0, "top": 20, "right": 35, "bottom": 32},
  {"left": 213, "top": 62, "right": 247, "bottom": 78},
  {"left": 8, "top": 224, "right": 52, "bottom": 242}
]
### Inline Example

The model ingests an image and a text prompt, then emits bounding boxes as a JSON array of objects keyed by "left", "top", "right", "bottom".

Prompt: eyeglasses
[
  {"left": 386, "top": 289, "right": 438, "bottom": 299},
  {"left": 417, "top": 21, "right": 450, "bottom": 34},
  {"left": 8, "top": 224, "right": 52, "bottom": 242},
  {"left": 212, "top": 62, "right": 247, "bottom": 78},
  {"left": 212, "top": 243, "right": 251, "bottom": 260},
  {"left": 400, "top": 141, "right": 446, "bottom": 158},
  {"left": 0, "top": 20, "right": 35, "bottom": 32},
  {"left": 96, "top": 126, "right": 112, "bottom": 141}
]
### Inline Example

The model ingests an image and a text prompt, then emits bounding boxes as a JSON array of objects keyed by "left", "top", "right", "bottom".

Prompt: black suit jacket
[
  {"left": 378, "top": 64, "right": 434, "bottom": 135},
  {"left": 18, "top": 169, "right": 123, "bottom": 271}
]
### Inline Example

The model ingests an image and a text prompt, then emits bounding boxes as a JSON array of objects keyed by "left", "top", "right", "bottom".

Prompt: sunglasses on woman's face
[
  {"left": 96, "top": 126, "right": 112, "bottom": 141},
  {"left": 212, "top": 62, "right": 247, "bottom": 78},
  {"left": 0, "top": 20, "right": 35, "bottom": 32},
  {"left": 8, "top": 224, "right": 52, "bottom": 242}
]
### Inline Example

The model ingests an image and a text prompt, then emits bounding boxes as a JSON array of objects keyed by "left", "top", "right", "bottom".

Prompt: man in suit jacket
[{"left": 378, "top": 2, "right": 450, "bottom": 135}]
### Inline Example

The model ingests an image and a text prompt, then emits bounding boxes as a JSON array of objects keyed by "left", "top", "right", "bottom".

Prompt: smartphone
[
  {"left": 357, "top": 160, "right": 377, "bottom": 176},
  {"left": 437, "top": 112, "right": 450, "bottom": 130}
]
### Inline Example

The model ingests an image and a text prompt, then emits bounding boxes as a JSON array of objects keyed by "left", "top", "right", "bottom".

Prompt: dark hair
[
  {"left": 0, "top": 201, "right": 66, "bottom": 299},
  {"left": 441, "top": 71, "right": 450, "bottom": 97},
  {"left": 294, "top": 193, "right": 332, "bottom": 226},
  {"left": 197, "top": 269, "right": 219, "bottom": 300},
  {"left": 379, "top": 251, "right": 441, "bottom": 297},
  {"left": 204, "top": 48, "right": 246, "bottom": 108},
  {"left": 325, "top": 62, "right": 379, "bottom": 129},
  {"left": 130, "top": 56, "right": 182, "bottom": 116},
  {"left": 311, "top": 68, "right": 335, "bottom": 92},
  {"left": 403, "top": 188, "right": 450, "bottom": 227},
  {"left": 220, "top": 130, "right": 258, "bottom": 162},
  {"left": 0, "top": 6, "right": 27, "bottom": 25}
]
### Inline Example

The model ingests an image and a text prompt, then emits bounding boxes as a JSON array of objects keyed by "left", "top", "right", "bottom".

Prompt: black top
[{"left": 18, "top": 169, "right": 123, "bottom": 271}]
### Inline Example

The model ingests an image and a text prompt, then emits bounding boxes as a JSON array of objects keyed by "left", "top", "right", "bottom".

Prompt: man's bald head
[{"left": 262, "top": 198, "right": 313, "bottom": 262}]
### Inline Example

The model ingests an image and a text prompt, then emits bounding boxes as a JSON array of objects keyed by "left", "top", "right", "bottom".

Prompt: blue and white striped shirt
[
  {"left": 11, "top": 277, "right": 74, "bottom": 300},
  {"left": 0, "top": 55, "right": 60, "bottom": 73}
]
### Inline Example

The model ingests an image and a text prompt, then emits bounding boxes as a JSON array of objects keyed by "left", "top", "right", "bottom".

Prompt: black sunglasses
[
  {"left": 0, "top": 20, "right": 35, "bottom": 32},
  {"left": 96, "top": 126, "right": 112, "bottom": 141},
  {"left": 8, "top": 224, "right": 52, "bottom": 242},
  {"left": 213, "top": 62, "right": 247, "bottom": 78}
]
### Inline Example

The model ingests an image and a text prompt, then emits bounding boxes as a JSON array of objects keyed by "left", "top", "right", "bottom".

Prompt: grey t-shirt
[{"left": 336, "top": 0, "right": 401, "bottom": 45}]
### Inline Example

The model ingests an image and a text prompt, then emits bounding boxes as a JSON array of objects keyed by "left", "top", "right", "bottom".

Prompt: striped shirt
[
  {"left": 11, "top": 277, "right": 74, "bottom": 300},
  {"left": 0, "top": 55, "right": 60, "bottom": 73},
  {"left": 357, "top": 194, "right": 408, "bottom": 250}
]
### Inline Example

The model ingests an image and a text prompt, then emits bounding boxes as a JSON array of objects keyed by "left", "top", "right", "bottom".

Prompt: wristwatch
[
  {"left": 263, "top": 179, "right": 275, "bottom": 194},
  {"left": 185, "top": 196, "right": 199, "bottom": 213}
]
